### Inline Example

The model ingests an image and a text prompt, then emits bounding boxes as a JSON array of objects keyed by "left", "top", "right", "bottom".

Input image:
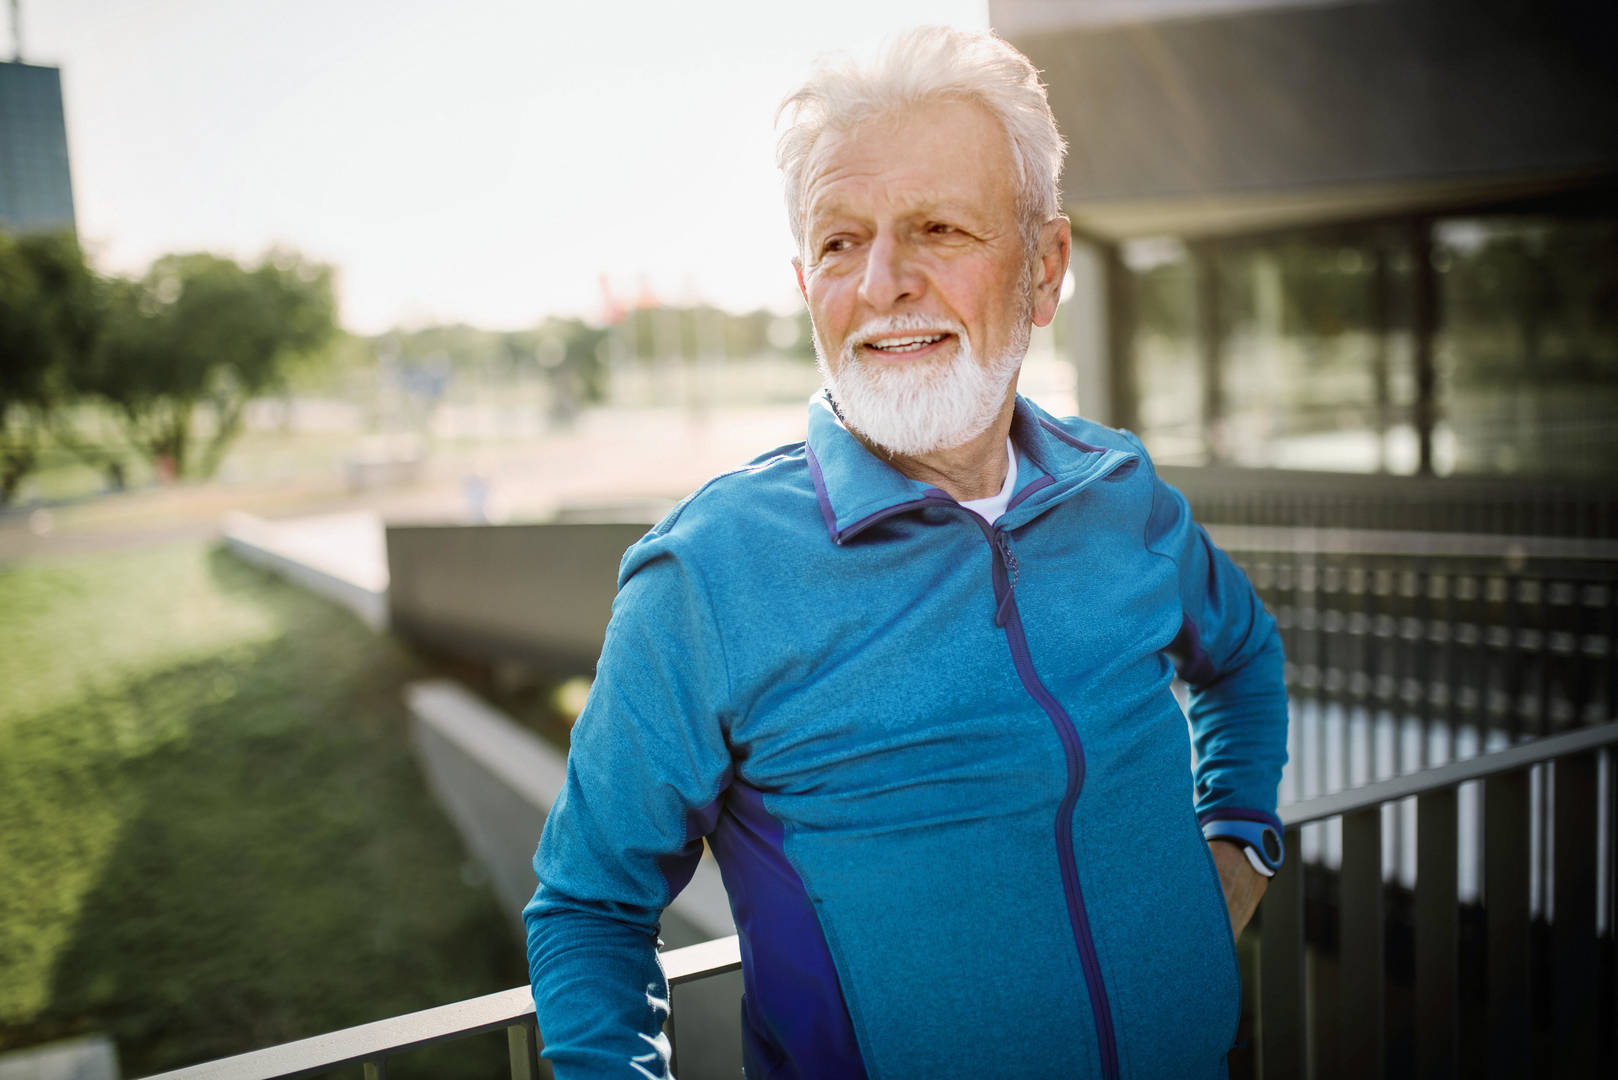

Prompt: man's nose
[{"left": 857, "top": 234, "right": 921, "bottom": 310}]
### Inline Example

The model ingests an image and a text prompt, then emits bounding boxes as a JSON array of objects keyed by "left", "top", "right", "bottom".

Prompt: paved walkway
[{"left": 0, "top": 404, "right": 808, "bottom": 565}]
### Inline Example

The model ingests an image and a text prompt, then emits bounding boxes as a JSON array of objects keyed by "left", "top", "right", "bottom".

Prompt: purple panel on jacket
[
  {"left": 1168, "top": 612, "right": 1219, "bottom": 686},
  {"left": 657, "top": 768, "right": 732, "bottom": 901},
  {"left": 706, "top": 780, "right": 868, "bottom": 1079}
]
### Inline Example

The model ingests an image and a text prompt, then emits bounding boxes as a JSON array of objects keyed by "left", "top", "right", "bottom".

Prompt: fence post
[
  {"left": 1259, "top": 828, "right": 1306, "bottom": 1080},
  {"left": 1483, "top": 768, "right": 1530, "bottom": 1079},
  {"left": 1415, "top": 789, "right": 1458, "bottom": 1077},
  {"left": 1340, "top": 807, "right": 1384, "bottom": 1079},
  {"left": 507, "top": 1017, "right": 545, "bottom": 1080},
  {"left": 1551, "top": 751, "right": 1598, "bottom": 1073}
]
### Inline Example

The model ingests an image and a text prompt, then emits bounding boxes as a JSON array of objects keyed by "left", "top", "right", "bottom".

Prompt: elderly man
[{"left": 525, "top": 26, "right": 1288, "bottom": 1080}]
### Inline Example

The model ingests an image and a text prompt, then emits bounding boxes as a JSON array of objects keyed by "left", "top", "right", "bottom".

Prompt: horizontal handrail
[
  {"left": 138, "top": 722, "right": 1618, "bottom": 1079},
  {"left": 664, "top": 933, "right": 743, "bottom": 987},
  {"left": 1207, "top": 524, "right": 1618, "bottom": 562},
  {"left": 1279, "top": 721, "right": 1618, "bottom": 827},
  {"left": 138, "top": 936, "right": 742, "bottom": 1080}
]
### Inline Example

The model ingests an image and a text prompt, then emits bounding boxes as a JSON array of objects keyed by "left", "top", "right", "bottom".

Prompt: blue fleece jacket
[{"left": 524, "top": 394, "right": 1289, "bottom": 1079}]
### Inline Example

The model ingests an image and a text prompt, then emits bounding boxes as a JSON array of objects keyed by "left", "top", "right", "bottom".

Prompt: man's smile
[{"left": 859, "top": 332, "right": 956, "bottom": 359}]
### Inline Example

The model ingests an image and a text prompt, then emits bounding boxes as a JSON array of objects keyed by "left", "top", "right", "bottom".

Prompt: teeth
[{"left": 868, "top": 334, "right": 946, "bottom": 352}]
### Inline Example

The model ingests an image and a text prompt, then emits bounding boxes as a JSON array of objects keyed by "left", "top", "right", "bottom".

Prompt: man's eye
[
  {"left": 927, "top": 223, "right": 956, "bottom": 236},
  {"left": 821, "top": 237, "right": 852, "bottom": 255}
]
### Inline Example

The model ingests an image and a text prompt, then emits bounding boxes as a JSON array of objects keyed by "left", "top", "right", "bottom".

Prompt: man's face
[{"left": 794, "top": 98, "right": 1062, "bottom": 456}]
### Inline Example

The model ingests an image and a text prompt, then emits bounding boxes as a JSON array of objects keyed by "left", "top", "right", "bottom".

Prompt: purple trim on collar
[
  {"left": 1198, "top": 807, "right": 1284, "bottom": 832},
  {"left": 1006, "top": 474, "right": 1056, "bottom": 513},
  {"left": 1037, "top": 418, "right": 1107, "bottom": 454},
  {"left": 835, "top": 495, "right": 949, "bottom": 545},
  {"left": 804, "top": 444, "right": 840, "bottom": 543}
]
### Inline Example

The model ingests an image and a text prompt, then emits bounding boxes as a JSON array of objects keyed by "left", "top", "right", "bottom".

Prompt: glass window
[
  {"left": 1217, "top": 230, "right": 1419, "bottom": 473},
  {"left": 1127, "top": 237, "right": 1204, "bottom": 464},
  {"left": 1435, "top": 216, "right": 1618, "bottom": 476}
]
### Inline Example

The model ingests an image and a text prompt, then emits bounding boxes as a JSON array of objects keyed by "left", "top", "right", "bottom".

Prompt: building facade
[
  {"left": 995, "top": 0, "right": 1618, "bottom": 477},
  {"left": 0, "top": 60, "right": 76, "bottom": 235}
]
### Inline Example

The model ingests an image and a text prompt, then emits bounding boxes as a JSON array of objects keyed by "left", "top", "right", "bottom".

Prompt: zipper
[
  {"left": 993, "top": 530, "right": 1019, "bottom": 626},
  {"left": 825, "top": 465, "right": 1133, "bottom": 1076},
  {"left": 979, "top": 520, "right": 1121, "bottom": 1080}
]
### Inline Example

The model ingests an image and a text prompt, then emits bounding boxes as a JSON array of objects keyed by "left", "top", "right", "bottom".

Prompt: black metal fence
[
  {"left": 140, "top": 726, "right": 1615, "bottom": 1080},
  {"left": 1249, "top": 722, "right": 1617, "bottom": 1080},
  {"left": 1164, "top": 465, "right": 1618, "bottom": 540},
  {"left": 1214, "top": 527, "right": 1618, "bottom": 771},
  {"left": 137, "top": 938, "right": 743, "bottom": 1080}
]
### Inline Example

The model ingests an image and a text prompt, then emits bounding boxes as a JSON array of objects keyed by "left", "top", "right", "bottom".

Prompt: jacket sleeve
[
  {"left": 522, "top": 528, "right": 734, "bottom": 1079},
  {"left": 1132, "top": 438, "right": 1290, "bottom": 836}
]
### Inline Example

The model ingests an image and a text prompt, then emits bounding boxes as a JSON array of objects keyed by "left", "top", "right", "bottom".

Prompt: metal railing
[
  {"left": 1250, "top": 721, "right": 1618, "bottom": 1080},
  {"left": 1209, "top": 527, "right": 1618, "bottom": 870},
  {"left": 1163, "top": 465, "right": 1618, "bottom": 540},
  {"left": 139, "top": 937, "right": 740, "bottom": 1080},
  {"left": 1216, "top": 527, "right": 1618, "bottom": 745},
  {"left": 142, "top": 725, "right": 1615, "bottom": 1080}
]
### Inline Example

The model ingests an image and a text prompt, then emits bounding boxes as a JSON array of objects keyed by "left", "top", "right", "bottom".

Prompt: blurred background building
[
  {"left": 998, "top": 0, "right": 1618, "bottom": 477},
  {"left": 0, "top": 2, "right": 76, "bottom": 235}
]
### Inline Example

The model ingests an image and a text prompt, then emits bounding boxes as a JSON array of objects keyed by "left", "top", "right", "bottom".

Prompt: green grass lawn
[{"left": 0, "top": 541, "right": 528, "bottom": 1077}]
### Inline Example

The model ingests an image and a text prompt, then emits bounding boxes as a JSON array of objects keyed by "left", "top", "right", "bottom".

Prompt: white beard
[{"left": 813, "top": 310, "right": 1030, "bottom": 458}]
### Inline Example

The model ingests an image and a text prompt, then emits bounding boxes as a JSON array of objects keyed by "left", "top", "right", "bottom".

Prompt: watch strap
[{"left": 1202, "top": 816, "right": 1284, "bottom": 877}]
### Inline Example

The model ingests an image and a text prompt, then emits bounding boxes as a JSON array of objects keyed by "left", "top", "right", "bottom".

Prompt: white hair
[{"left": 776, "top": 25, "right": 1066, "bottom": 258}]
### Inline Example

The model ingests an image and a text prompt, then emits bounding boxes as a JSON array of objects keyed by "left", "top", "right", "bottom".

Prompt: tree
[
  {"left": 0, "top": 231, "right": 104, "bottom": 504},
  {"left": 90, "top": 249, "right": 337, "bottom": 478}
]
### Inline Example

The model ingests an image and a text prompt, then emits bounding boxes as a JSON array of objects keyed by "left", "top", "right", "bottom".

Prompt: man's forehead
[{"left": 800, "top": 100, "right": 1015, "bottom": 229}]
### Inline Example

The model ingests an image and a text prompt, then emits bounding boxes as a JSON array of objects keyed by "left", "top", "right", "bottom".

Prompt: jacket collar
[{"left": 804, "top": 391, "right": 1138, "bottom": 544}]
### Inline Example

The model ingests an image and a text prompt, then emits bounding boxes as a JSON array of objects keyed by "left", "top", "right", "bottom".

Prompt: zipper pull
[{"left": 993, "top": 530, "right": 1019, "bottom": 627}]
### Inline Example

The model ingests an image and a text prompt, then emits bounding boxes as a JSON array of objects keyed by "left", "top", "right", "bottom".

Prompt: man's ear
[
  {"left": 793, "top": 256, "right": 808, "bottom": 303},
  {"left": 1031, "top": 216, "right": 1072, "bottom": 329}
]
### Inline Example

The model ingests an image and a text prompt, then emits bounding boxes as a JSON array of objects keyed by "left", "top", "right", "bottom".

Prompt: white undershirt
[{"left": 958, "top": 439, "right": 1017, "bottom": 524}]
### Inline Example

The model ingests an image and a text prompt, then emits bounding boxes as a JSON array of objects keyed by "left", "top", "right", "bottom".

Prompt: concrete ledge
[
  {"left": 403, "top": 679, "right": 735, "bottom": 942},
  {"left": 385, "top": 521, "right": 651, "bottom": 676},
  {"left": 222, "top": 512, "right": 388, "bottom": 631},
  {"left": 0, "top": 1035, "right": 119, "bottom": 1080}
]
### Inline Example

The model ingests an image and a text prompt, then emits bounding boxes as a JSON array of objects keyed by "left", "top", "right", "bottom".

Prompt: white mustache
[{"left": 848, "top": 314, "right": 967, "bottom": 351}]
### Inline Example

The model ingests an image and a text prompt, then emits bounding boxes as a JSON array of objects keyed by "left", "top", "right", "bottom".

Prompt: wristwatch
[{"left": 1202, "top": 817, "right": 1285, "bottom": 878}]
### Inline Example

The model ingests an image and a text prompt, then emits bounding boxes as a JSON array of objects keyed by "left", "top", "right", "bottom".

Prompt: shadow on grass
[{"left": 14, "top": 548, "right": 523, "bottom": 1078}]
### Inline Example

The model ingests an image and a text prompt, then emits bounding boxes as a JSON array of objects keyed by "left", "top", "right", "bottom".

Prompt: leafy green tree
[
  {"left": 0, "top": 231, "right": 104, "bottom": 504},
  {"left": 90, "top": 249, "right": 337, "bottom": 478},
  {"left": 537, "top": 317, "right": 609, "bottom": 404}
]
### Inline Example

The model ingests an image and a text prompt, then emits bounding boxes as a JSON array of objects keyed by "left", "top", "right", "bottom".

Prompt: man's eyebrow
[
  {"left": 803, "top": 198, "right": 862, "bottom": 230},
  {"left": 806, "top": 197, "right": 983, "bottom": 232}
]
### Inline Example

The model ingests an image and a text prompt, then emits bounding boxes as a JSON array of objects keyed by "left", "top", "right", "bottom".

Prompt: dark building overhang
[{"left": 993, "top": 0, "right": 1618, "bottom": 240}]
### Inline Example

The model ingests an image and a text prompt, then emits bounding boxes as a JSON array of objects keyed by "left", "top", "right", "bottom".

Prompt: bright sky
[{"left": 26, "top": 0, "right": 989, "bottom": 333}]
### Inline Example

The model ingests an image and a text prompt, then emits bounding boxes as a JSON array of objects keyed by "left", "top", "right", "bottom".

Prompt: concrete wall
[
  {"left": 403, "top": 679, "right": 735, "bottom": 941},
  {"left": 223, "top": 512, "right": 388, "bottom": 631},
  {"left": 386, "top": 522, "right": 652, "bottom": 674},
  {"left": 404, "top": 679, "right": 743, "bottom": 1079}
]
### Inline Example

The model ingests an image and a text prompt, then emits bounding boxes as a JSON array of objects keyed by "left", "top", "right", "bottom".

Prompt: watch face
[{"left": 1262, "top": 828, "right": 1283, "bottom": 863}]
